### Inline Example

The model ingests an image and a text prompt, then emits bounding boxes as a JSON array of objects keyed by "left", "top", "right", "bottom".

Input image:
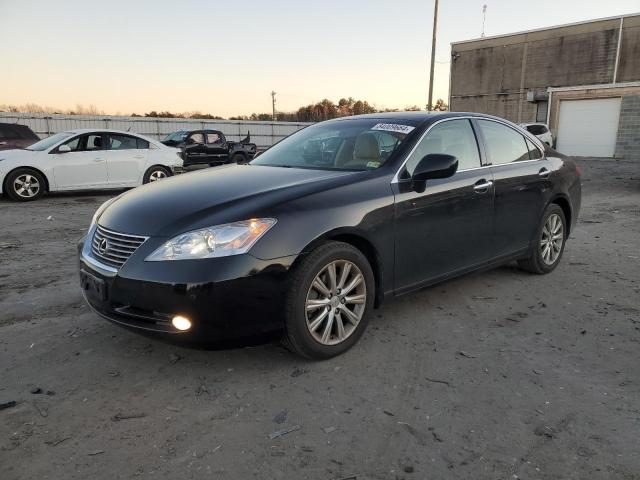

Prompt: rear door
[
  {"left": 393, "top": 118, "right": 495, "bottom": 292},
  {"left": 475, "top": 119, "right": 551, "bottom": 258},
  {"left": 52, "top": 133, "right": 109, "bottom": 189},
  {"left": 106, "top": 133, "right": 147, "bottom": 186}
]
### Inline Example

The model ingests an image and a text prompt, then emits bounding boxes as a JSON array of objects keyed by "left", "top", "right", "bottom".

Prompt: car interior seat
[{"left": 342, "top": 133, "right": 382, "bottom": 169}]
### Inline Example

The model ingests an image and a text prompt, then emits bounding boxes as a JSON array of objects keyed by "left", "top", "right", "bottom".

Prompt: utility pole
[
  {"left": 481, "top": 4, "right": 487, "bottom": 37},
  {"left": 271, "top": 91, "right": 277, "bottom": 121},
  {"left": 427, "top": 0, "right": 439, "bottom": 111}
]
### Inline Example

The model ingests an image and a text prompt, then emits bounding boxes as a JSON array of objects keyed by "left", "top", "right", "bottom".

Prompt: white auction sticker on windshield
[{"left": 371, "top": 123, "right": 415, "bottom": 134}]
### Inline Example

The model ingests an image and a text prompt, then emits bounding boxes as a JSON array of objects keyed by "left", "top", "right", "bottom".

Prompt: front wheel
[
  {"left": 518, "top": 204, "right": 567, "bottom": 274},
  {"left": 283, "top": 241, "right": 375, "bottom": 359},
  {"left": 143, "top": 166, "right": 170, "bottom": 184},
  {"left": 5, "top": 168, "right": 45, "bottom": 201}
]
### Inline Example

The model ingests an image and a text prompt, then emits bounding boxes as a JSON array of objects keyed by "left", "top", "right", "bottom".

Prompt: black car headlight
[{"left": 145, "top": 218, "right": 276, "bottom": 261}]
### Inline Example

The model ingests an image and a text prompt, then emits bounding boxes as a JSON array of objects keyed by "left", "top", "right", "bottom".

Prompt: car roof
[{"left": 322, "top": 111, "right": 506, "bottom": 127}]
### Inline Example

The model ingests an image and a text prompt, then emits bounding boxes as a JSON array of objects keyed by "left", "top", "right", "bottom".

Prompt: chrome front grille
[{"left": 91, "top": 225, "right": 148, "bottom": 269}]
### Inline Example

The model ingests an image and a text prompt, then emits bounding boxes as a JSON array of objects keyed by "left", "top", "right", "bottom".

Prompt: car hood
[
  {"left": 98, "top": 164, "right": 356, "bottom": 237},
  {"left": 0, "top": 149, "right": 39, "bottom": 165}
]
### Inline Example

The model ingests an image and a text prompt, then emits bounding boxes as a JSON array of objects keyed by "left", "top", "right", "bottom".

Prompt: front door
[
  {"left": 184, "top": 131, "right": 208, "bottom": 163},
  {"left": 474, "top": 119, "right": 552, "bottom": 257},
  {"left": 52, "top": 133, "right": 108, "bottom": 189},
  {"left": 393, "top": 119, "right": 495, "bottom": 293}
]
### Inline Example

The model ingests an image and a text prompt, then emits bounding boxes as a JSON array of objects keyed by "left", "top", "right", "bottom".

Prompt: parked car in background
[
  {"left": 78, "top": 112, "right": 581, "bottom": 359},
  {"left": 162, "top": 129, "right": 257, "bottom": 167},
  {"left": 0, "top": 129, "right": 183, "bottom": 201},
  {"left": 0, "top": 122, "right": 40, "bottom": 150},
  {"left": 520, "top": 123, "right": 553, "bottom": 146}
]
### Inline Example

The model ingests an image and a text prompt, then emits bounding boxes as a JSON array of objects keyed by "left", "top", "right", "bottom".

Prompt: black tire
[
  {"left": 231, "top": 153, "right": 247, "bottom": 164},
  {"left": 283, "top": 241, "right": 375, "bottom": 359},
  {"left": 518, "top": 203, "right": 567, "bottom": 274},
  {"left": 5, "top": 168, "right": 46, "bottom": 201},
  {"left": 143, "top": 166, "right": 170, "bottom": 184}
]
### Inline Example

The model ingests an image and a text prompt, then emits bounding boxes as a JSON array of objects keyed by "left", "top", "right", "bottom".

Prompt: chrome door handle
[
  {"left": 538, "top": 168, "right": 550, "bottom": 177},
  {"left": 473, "top": 180, "right": 494, "bottom": 192},
  {"left": 0, "top": 141, "right": 7, "bottom": 145},
  {"left": 93, "top": 157, "right": 104, "bottom": 162}
]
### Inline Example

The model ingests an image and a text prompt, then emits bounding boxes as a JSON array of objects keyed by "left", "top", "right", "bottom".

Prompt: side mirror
[
  {"left": 57, "top": 144, "right": 71, "bottom": 153},
  {"left": 412, "top": 154, "right": 458, "bottom": 182}
]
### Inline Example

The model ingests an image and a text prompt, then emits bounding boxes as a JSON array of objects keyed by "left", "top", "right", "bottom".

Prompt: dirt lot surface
[{"left": 1, "top": 158, "right": 639, "bottom": 479}]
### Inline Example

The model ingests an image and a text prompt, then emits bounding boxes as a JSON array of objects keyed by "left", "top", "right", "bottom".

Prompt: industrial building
[{"left": 449, "top": 13, "right": 640, "bottom": 158}]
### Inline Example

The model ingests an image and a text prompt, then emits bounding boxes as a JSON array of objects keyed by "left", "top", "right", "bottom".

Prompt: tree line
[{"left": 0, "top": 97, "right": 448, "bottom": 122}]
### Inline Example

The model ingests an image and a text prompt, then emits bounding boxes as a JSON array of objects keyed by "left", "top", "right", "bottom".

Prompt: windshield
[
  {"left": 251, "top": 119, "right": 413, "bottom": 171},
  {"left": 26, "top": 132, "right": 73, "bottom": 151},
  {"left": 163, "top": 131, "right": 188, "bottom": 142}
]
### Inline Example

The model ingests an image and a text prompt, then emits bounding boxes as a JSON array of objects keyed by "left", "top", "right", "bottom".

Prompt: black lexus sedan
[{"left": 78, "top": 112, "right": 581, "bottom": 359}]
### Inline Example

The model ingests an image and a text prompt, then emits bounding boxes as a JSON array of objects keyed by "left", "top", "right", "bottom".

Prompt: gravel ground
[{"left": 0, "top": 158, "right": 639, "bottom": 480}]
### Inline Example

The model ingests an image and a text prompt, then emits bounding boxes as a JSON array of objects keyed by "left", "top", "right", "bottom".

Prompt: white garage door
[{"left": 556, "top": 97, "right": 621, "bottom": 157}]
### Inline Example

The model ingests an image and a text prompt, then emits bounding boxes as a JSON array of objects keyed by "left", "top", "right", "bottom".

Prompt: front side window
[
  {"left": 82, "top": 134, "right": 103, "bottom": 151},
  {"left": 136, "top": 138, "right": 150, "bottom": 149},
  {"left": 478, "top": 120, "right": 530, "bottom": 165},
  {"left": 108, "top": 134, "right": 138, "bottom": 150},
  {"left": 60, "top": 136, "right": 81, "bottom": 152},
  {"left": 189, "top": 133, "right": 205, "bottom": 144},
  {"left": 251, "top": 119, "right": 412, "bottom": 171},
  {"left": 404, "top": 119, "right": 481, "bottom": 176}
]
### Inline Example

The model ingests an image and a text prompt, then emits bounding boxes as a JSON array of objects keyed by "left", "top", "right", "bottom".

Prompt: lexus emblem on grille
[{"left": 98, "top": 238, "right": 109, "bottom": 255}]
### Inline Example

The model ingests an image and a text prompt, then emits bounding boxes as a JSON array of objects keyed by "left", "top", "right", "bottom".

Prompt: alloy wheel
[
  {"left": 540, "top": 213, "right": 564, "bottom": 265},
  {"left": 13, "top": 174, "right": 40, "bottom": 198},
  {"left": 305, "top": 260, "right": 366, "bottom": 346},
  {"left": 149, "top": 170, "right": 167, "bottom": 182}
]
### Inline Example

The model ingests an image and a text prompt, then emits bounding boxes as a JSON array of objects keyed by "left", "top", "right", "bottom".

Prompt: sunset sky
[{"left": 1, "top": 0, "right": 638, "bottom": 117}]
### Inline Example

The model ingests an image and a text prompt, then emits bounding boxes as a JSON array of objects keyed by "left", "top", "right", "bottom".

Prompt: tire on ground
[
  {"left": 518, "top": 203, "right": 567, "bottom": 274},
  {"left": 5, "top": 168, "right": 46, "bottom": 202},
  {"left": 143, "top": 166, "right": 170, "bottom": 184},
  {"left": 283, "top": 241, "right": 375, "bottom": 359}
]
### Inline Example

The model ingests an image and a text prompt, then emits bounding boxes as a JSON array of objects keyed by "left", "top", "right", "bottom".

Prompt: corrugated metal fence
[{"left": 0, "top": 113, "right": 312, "bottom": 148}]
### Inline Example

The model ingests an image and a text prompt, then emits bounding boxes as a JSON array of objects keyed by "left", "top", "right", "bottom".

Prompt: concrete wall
[
  {"left": 615, "top": 94, "right": 640, "bottom": 159},
  {"left": 0, "top": 113, "right": 311, "bottom": 148},
  {"left": 450, "top": 14, "right": 640, "bottom": 123}
]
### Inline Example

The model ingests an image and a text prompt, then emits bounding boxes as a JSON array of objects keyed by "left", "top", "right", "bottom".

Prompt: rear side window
[
  {"left": 108, "top": 134, "right": 138, "bottom": 150},
  {"left": 478, "top": 120, "right": 530, "bottom": 165},
  {"left": 206, "top": 132, "right": 221, "bottom": 144},
  {"left": 405, "top": 119, "right": 481, "bottom": 175}
]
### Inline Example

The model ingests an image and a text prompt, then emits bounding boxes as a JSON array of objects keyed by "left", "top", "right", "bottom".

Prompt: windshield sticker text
[{"left": 371, "top": 123, "right": 415, "bottom": 134}]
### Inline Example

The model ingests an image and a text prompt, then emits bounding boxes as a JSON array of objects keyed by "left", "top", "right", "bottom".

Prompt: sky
[{"left": 0, "top": 0, "right": 638, "bottom": 117}]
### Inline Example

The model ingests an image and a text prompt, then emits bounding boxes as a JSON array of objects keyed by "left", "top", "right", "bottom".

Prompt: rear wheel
[
  {"left": 231, "top": 153, "right": 247, "bottom": 164},
  {"left": 518, "top": 204, "right": 566, "bottom": 274},
  {"left": 283, "top": 241, "right": 375, "bottom": 359},
  {"left": 143, "top": 166, "right": 170, "bottom": 184},
  {"left": 5, "top": 168, "right": 45, "bottom": 201}
]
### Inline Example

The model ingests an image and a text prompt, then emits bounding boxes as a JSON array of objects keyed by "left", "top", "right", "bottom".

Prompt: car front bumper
[{"left": 77, "top": 229, "right": 296, "bottom": 344}]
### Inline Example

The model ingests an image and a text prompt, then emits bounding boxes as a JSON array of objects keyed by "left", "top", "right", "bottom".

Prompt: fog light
[{"left": 172, "top": 315, "right": 192, "bottom": 331}]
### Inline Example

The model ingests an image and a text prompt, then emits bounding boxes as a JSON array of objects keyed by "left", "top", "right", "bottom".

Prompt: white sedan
[{"left": 0, "top": 129, "right": 184, "bottom": 201}]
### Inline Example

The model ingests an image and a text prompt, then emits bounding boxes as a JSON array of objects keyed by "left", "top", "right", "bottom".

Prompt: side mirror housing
[
  {"left": 57, "top": 144, "right": 71, "bottom": 153},
  {"left": 412, "top": 154, "right": 458, "bottom": 183}
]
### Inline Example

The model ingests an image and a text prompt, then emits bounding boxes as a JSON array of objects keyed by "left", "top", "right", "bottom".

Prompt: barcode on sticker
[{"left": 371, "top": 123, "right": 415, "bottom": 134}]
